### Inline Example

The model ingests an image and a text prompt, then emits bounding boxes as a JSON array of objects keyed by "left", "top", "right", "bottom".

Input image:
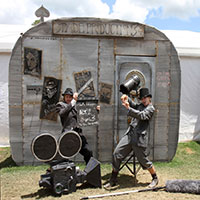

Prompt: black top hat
[
  {"left": 139, "top": 88, "right": 152, "bottom": 99},
  {"left": 62, "top": 88, "right": 73, "bottom": 96}
]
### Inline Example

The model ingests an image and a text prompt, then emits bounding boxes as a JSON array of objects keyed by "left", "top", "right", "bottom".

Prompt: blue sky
[
  {"left": 145, "top": 9, "right": 200, "bottom": 32},
  {"left": 146, "top": 16, "right": 200, "bottom": 32},
  {"left": 0, "top": 0, "right": 199, "bottom": 32}
]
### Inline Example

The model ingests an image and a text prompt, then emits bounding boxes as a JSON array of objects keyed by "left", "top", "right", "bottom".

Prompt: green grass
[
  {"left": 154, "top": 141, "right": 200, "bottom": 179},
  {"left": 1, "top": 141, "right": 200, "bottom": 172},
  {"left": 159, "top": 141, "right": 200, "bottom": 167}
]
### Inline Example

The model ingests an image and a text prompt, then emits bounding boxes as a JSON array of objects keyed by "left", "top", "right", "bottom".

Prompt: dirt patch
[{"left": 185, "top": 147, "right": 195, "bottom": 154}]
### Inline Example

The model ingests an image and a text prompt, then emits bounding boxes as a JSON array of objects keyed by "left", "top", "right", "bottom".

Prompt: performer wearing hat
[
  {"left": 56, "top": 88, "right": 93, "bottom": 164},
  {"left": 104, "top": 87, "right": 158, "bottom": 189}
]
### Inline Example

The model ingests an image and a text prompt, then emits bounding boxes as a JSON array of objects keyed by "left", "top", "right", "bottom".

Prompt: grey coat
[
  {"left": 126, "top": 97, "right": 155, "bottom": 148},
  {"left": 56, "top": 101, "right": 78, "bottom": 133}
]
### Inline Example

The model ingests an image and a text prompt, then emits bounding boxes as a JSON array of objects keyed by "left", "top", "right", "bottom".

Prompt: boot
[
  {"left": 148, "top": 177, "right": 158, "bottom": 188},
  {"left": 103, "top": 171, "right": 118, "bottom": 189}
]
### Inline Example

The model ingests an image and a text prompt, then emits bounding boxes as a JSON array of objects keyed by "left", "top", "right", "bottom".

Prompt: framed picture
[
  {"left": 40, "top": 77, "right": 62, "bottom": 121},
  {"left": 99, "top": 82, "right": 112, "bottom": 104},
  {"left": 24, "top": 47, "right": 42, "bottom": 78},
  {"left": 74, "top": 70, "right": 95, "bottom": 98}
]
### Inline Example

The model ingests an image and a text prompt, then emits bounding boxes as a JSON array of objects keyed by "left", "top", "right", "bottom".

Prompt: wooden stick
[{"left": 80, "top": 186, "right": 165, "bottom": 199}]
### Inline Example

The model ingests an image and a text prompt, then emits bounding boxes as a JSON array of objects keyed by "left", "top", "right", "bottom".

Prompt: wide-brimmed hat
[
  {"left": 139, "top": 88, "right": 152, "bottom": 99},
  {"left": 62, "top": 88, "right": 73, "bottom": 96}
]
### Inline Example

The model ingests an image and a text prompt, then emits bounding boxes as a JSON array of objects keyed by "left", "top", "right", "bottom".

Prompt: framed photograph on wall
[
  {"left": 24, "top": 47, "right": 42, "bottom": 78},
  {"left": 40, "top": 77, "right": 62, "bottom": 121}
]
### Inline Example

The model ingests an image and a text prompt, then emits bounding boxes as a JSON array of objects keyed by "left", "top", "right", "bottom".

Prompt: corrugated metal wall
[{"left": 9, "top": 18, "right": 180, "bottom": 165}]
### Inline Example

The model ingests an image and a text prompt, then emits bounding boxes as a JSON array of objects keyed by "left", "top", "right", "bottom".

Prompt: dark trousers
[{"left": 79, "top": 135, "right": 93, "bottom": 164}]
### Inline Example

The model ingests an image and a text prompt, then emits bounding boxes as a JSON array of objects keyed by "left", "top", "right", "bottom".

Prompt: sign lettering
[{"left": 52, "top": 20, "right": 144, "bottom": 38}]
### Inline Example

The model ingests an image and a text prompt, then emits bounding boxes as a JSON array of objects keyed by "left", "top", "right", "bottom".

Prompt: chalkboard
[{"left": 76, "top": 100, "right": 98, "bottom": 127}]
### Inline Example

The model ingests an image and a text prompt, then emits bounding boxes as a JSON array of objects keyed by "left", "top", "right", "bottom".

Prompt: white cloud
[
  {"left": 0, "top": 0, "right": 37, "bottom": 25},
  {"left": 128, "top": 0, "right": 200, "bottom": 20},
  {"left": 0, "top": 0, "right": 110, "bottom": 25},
  {"left": 109, "top": 0, "right": 200, "bottom": 22},
  {"left": 161, "top": 0, "right": 200, "bottom": 20},
  {"left": 109, "top": 0, "right": 149, "bottom": 22},
  {"left": 0, "top": 0, "right": 200, "bottom": 26},
  {"left": 40, "top": 0, "right": 110, "bottom": 17}
]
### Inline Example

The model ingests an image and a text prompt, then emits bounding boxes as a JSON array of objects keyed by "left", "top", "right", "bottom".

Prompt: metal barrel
[
  {"left": 31, "top": 132, "right": 58, "bottom": 162},
  {"left": 120, "top": 75, "right": 140, "bottom": 94},
  {"left": 58, "top": 131, "right": 82, "bottom": 159}
]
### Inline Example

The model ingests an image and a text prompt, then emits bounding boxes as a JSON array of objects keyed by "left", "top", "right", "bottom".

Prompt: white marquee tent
[
  {"left": 0, "top": 24, "right": 200, "bottom": 146},
  {"left": 163, "top": 30, "right": 200, "bottom": 142}
]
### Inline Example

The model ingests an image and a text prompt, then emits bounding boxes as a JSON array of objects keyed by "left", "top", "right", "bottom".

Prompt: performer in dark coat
[
  {"left": 104, "top": 88, "right": 158, "bottom": 189},
  {"left": 56, "top": 88, "right": 93, "bottom": 164}
]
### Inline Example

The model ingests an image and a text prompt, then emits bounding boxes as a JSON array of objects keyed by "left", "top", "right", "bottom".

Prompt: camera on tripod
[{"left": 31, "top": 131, "right": 102, "bottom": 196}]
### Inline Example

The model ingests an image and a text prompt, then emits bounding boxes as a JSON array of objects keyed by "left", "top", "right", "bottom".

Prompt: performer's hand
[
  {"left": 73, "top": 92, "right": 78, "bottom": 101},
  {"left": 121, "top": 94, "right": 128, "bottom": 103},
  {"left": 122, "top": 101, "right": 130, "bottom": 109},
  {"left": 96, "top": 105, "right": 100, "bottom": 111}
]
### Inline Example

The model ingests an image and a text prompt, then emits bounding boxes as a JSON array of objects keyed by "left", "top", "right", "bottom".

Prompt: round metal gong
[
  {"left": 31, "top": 133, "right": 58, "bottom": 162},
  {"left": 58, "top": 131, "right": 82, "bottom": 159}
]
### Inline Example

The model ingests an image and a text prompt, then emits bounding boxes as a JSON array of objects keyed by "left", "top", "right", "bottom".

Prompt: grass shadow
[
  {"left": 77, "top": 182, "right": 99, "bottom": 190},
  {"left": 21, "top": 188, "right": 55, "bottom": 199},
  {"left": 102, "top": 172, "right": 149, "bottom": 191},
  {"left": 0, "top": 155, "right": 17, "bottom": 169},
  {"left": 196, "top": 141, "right": 200, "bottom": 145}
]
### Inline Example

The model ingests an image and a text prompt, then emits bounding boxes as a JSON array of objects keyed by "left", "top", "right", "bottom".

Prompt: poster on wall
[
  {"left": 99, "top": 82, "right": 112, "bottom": 104},
  {"left": 40, "top": 77, "right": 62, "bottom": 121},
  {"left": 74, "top": 70, "right": 95, "bottom": 98},
  {"left": 24, "top": 47, "right": 42, "bottom": 78}
]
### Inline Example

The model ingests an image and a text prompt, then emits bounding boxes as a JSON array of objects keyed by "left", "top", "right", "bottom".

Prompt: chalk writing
[{"left": 76, "top": 101, "right": 98, "bottom": 127}]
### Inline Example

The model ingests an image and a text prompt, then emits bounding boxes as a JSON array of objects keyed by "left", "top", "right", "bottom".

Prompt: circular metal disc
[
  {"left": 58, "top": 131, "right": 82, "bottom": 159},
  {"left": 31, "top": 133, "right": 57, "bottom": 162}
]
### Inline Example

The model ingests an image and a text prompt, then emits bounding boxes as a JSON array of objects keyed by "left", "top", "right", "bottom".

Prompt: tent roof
[
  {"left": 0, "top": 24, "right": 200, "bottom": 56},
  {"left": 0, "top": 24, "right": 30, "bottom": 52},
  {"left": 162, "top": 30, "right": 200, "bottom": 48},
  {"left": 162, "top": 30, "right": 200, "bottom": 57}
]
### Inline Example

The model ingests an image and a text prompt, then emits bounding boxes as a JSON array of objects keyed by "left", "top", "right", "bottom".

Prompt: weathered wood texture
[{"left": 9, "top": 18, "right": 180, "bottom": 165}]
